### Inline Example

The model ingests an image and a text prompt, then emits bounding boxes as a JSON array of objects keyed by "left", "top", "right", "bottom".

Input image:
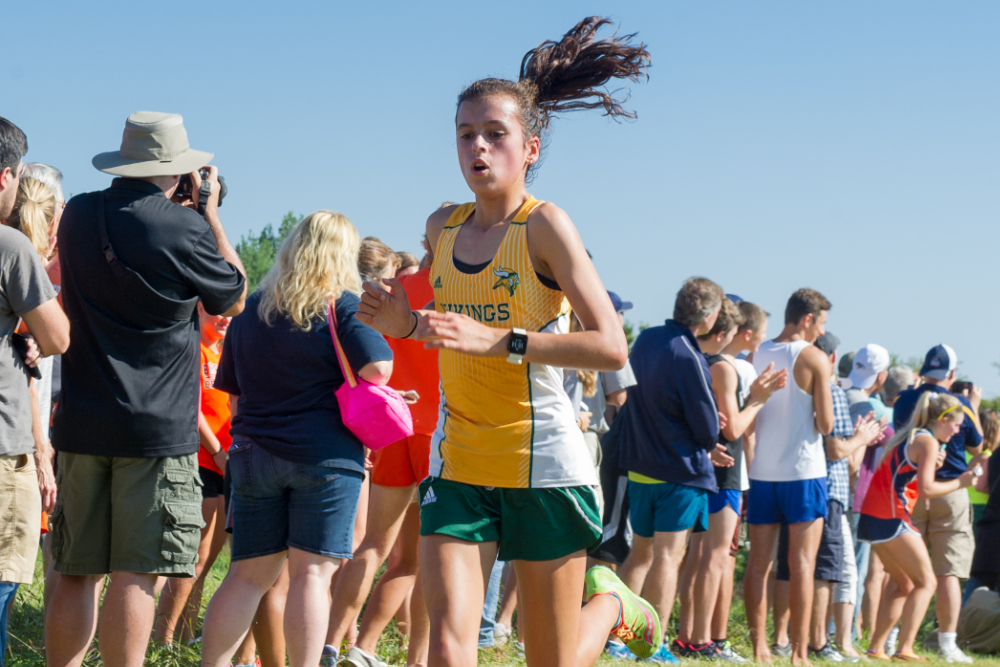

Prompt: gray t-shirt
[
  {"left": 0, "top": 226, "right": 57, "bottom": 456},
  {"left": 583, "top": 362, "right": 638, "bottom": 435}
]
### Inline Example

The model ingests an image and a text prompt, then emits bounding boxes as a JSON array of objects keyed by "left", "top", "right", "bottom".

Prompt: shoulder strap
[
  {"left": 513, "top": 196, "right": 544, "bottom": 223},
  {"left": 327, "top": 301, "right": 357, "bottom": 389},
  {"left": 97, "top": 192, "right": 199, "bottom": 322}
]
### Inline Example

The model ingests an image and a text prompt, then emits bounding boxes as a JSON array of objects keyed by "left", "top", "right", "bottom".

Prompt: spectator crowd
[{"left": 1, "top": 15, "right": 999, "bottom": 667}]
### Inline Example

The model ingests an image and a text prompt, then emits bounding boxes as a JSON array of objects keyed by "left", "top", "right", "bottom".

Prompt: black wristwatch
[{"left": 507, "top": 328, "right": 528, "bottom": 365}]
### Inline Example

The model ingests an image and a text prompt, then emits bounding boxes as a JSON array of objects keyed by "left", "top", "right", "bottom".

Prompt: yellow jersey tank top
[{"left": 428, "top": 196, "right": 597, "bottom": 489}]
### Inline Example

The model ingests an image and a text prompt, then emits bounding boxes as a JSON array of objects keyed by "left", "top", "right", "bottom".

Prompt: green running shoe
[{"left": 585, "top": 565, "right": 661, "bottom": 660}]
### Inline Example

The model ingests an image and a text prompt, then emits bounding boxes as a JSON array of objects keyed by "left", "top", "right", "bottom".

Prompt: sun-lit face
[
  {"left": 930, "top": 413, "right": 963, "bottom": 442},
  {"left": 802, "top": 310, "right": 828, "bottom": 343},
  {"left": 198, "top": 306, "right": 230, "bottom": 345},
  {"left": 719, "top": 326, "right": 738, "bottom": 349},
  {"left": 456, "top": 96, "right": 539, "bottom": 197},
  {"left": 748, "top": 318, "right": 768, "bottom": 353}
]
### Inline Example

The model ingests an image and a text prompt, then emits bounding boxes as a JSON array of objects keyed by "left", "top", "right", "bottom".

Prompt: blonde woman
[
  {"left": 858, "top": 393, "right": 978, "bottom": 660},
  {"left": 201, "top": 211, "right": 393, "bottom": 667},
  {"left": 7, "top": 177, "right": 56, "bottom": 261}
]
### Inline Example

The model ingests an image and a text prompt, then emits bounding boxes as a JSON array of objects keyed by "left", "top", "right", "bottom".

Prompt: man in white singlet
[{"left": 743, "top": 289, "right": 835, "bottom": 666}]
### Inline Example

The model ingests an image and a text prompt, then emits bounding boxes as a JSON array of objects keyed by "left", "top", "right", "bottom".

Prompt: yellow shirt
[{"left": 428, "top": 197, "right": 597, "bottom": 489}]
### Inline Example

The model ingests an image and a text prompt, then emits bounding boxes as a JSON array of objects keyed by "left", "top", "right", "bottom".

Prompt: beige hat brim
[{"left": 92, "top": 148, "right": 214, "bottom": 177}]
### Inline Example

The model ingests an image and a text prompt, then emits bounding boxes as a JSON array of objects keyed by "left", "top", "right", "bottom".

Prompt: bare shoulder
[
  {"left": 906, "top": 431, "right": 936, "bottom": 464},
  {"left": 525, "top": 201, "right": 583, "bottom": 262},
  {"left": 426, "top": 205, "right": 459, "bottom": 251},
  {"left": 797, "top": 344, "right": 831, "bottom": 372},
  {"left": 711, "top": 358, "right": 738, "bottom": 387},
  {"left": 526, "top": 201, "right": 574, "bottom": 236}
]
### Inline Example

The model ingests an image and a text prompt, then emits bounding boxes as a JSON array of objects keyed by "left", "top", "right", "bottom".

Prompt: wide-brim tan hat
[{"left": 92, "top": 111, "right": 213, "bottom": 177}]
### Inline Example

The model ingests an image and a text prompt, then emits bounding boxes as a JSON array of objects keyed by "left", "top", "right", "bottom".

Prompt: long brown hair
[
  {"left": 457, "top": 17, "right": 650, "bottom": 182},
  {"left": 569, "top": 312, "right": 597, "bottom": 398},
  {"left": 980, "top": 409, "right": 999, "bottom": 453}
]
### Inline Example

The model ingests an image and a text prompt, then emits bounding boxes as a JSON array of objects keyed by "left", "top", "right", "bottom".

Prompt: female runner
[
  {"left": 859, "top": 392, "right": 977, "bottom": 661},
  {"left": 357, "top": 16, "right": 658, "bottom": 667}
]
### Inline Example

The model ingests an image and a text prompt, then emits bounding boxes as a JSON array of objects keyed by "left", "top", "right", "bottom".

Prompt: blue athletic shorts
[
  {"left": 708, "top": 488, "right": 742, "bottom": 516},
  {"left": 628, "top": 480, "right": 708, "bottom": 538},
  {"left": 747, "top": 478, "right": 827, "bottom": 525}
]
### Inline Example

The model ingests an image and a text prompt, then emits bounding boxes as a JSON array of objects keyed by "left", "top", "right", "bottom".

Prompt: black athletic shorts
[
  {"left": 199, "top": 467, "right": 225, "bottom": 499},
  {"left": 588, "top": 423, "right": 632, "bottom": 566},
  {"left": 777, "top": 499, "right": 844, "bottom": 582}
]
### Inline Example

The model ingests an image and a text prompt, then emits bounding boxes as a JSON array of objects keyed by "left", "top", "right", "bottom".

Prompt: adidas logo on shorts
[{"left": 421, "top": 487, "right": 437, "bottom": 506}]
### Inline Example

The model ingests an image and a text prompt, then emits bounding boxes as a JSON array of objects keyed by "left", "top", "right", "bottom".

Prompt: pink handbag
[{"left": 328, "top": 302, "right": 413, "bottom": 451}]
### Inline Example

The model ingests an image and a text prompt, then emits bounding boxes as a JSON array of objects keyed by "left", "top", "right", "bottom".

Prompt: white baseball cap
[{"left": 846, "top": 344, "right": 890, "bottom": 391}]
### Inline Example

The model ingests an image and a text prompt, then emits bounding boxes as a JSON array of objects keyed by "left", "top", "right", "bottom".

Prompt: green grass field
[{"left": 7, "top": 548, "right": 998, "bottom": 666}]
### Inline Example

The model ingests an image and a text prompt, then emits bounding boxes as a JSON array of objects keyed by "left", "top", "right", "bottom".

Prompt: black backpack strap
[{"left": 97, "top": 192, "right": 199, "bottom": 322}]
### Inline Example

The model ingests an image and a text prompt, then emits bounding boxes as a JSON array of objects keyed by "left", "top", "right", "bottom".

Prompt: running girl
[
  {"left": 357, "top": 16, "right": 657, "bottom": 667},
  {"left": 859, "top": 392, "right": 978, "bottom": 661}
]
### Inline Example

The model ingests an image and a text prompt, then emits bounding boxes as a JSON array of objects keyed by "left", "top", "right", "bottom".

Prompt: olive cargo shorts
[{"left": 50, "top": 452, "right": 204, "bottom": 577}]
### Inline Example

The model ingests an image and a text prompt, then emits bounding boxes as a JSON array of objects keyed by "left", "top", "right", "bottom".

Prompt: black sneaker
[
  {"left": 672, "top": 640, "right": 695, "bottom": 659},
  {"left": 771, "top": 643, "right": 792, "bottom": 658},
  {"left": 689, "top": 642, "right": 724, "bottom": 660}
]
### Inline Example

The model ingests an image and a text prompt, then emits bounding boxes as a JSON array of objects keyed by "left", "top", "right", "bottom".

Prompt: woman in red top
[{"left": 859, "top": 392, "right": 977, "bottom": 660}]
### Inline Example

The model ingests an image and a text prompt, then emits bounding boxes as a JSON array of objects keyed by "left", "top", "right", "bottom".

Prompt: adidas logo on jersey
[
  {"left": 421, "top": 487, "right": 437, "bottom": 506},
  {"left": 433, "top": 276, "right": 442, "bottom": 288}
]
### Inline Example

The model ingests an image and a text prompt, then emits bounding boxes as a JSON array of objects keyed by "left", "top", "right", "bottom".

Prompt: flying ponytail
[
  {"left": 457, "top": 16, "right": 651, "bottom": 182},
  {"left": 8, "top": 177, "right": 56, "bottom": 261}
]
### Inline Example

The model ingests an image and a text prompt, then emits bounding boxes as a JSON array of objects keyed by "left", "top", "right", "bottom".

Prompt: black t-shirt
[
  {"left": 972, "top": 458, "right": 1000, "bottom": 582},
  {"left": 706, "top": 354, "right": 744, "bottom": 491},
  {"left": 53, "top": 179, "right": 245, "bottom": 458},
  {"left": 214, "top": 291, "right": 393, "bottom": 472}
]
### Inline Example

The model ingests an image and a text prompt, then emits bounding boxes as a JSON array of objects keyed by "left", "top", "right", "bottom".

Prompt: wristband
[{"left": 403, "top": 312, "right": 419, "bottom": 339}]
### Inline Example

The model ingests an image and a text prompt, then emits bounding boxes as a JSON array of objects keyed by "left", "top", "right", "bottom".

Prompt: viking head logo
[{"left": 492, "top": 267, "right": 520, "bottom": 297}]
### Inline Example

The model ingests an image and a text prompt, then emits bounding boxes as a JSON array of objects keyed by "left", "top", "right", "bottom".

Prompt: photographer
[
  {"left": 46, "top": 112, "right": 246, "bottom": 667},
  {"left": 891, "top": 344, "right": 983, "bottom": 663}
]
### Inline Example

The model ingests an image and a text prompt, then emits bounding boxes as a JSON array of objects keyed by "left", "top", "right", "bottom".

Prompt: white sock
[{"left": 940, "top": 632, "right": 958, "bottom": 652}]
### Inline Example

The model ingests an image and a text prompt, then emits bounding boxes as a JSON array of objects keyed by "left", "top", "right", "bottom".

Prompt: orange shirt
[
  {"left": 198, "top": 341, "right": 233, "bottom": 474},
  {"left": 386, "top": 268, "right": 440, "bottom": 436}
]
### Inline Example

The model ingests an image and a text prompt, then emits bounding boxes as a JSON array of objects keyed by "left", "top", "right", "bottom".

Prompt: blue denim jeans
[
  {"left": 0, "top": 582, "right": 19, "bottom": 667},
  {"left": 229, "top": 441, "right": 364, "bottom": 560},
  {"left": 478, "top": 558, "right": 505, "bottom": 648}
]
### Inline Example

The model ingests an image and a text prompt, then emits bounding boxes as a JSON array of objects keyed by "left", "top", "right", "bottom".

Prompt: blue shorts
[
  {"left": 229, "top": 441, "right": 364, "bottom": 560},
  {"left": 708, "top": 488, "right": 742, "bottom": 516},
  {"left": 747, "top": 478, "right": 827, "bottom": 525},
  {"left": 628, "top": 480, "right": 708, "bottom": 538},
  {"left": 857, "top": 514, "right": 918, "bottom": 545}
]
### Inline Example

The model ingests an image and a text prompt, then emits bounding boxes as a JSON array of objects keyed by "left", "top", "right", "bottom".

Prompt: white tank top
[{"left": 749, "top": 339, "right": 825, "bottom": 482}]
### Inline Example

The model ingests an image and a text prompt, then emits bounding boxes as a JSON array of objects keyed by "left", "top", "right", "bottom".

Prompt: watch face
[{"left": 509, "top": 335, "right": 528, "bottom": 356}]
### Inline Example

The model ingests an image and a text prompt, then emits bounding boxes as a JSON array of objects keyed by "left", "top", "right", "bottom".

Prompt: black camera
[
  {"left": 952, "top": 381, "right": 974, "bottom": 396},
  {"left": 177, "top": 168, "right": 227, "bottom": 215}
]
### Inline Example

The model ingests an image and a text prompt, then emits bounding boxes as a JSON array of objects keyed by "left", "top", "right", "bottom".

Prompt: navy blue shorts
[
  {"left": 628, "top": 480, "right": 708, "bottom": 538},
  {"left": 229, "top": 442, "right": 363, "bottom": 561},
  {"left": 747, "top": 478, "right": 828, "bottom": 525},
  {"left": 858, "top": 514, "right": 917, "bottom": 544},
  {"left": 708, "top": 488, "right": 742, "bottom": 515}
]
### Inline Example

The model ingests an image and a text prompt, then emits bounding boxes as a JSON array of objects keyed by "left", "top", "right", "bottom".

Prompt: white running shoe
[
  {"left": 493, "top": 622, "right": 512, "bottom": 645},
  {"left": 938, "top": 645, "right": 974, "bottom": 664},
  {"left": 338, "top": 647, "right": 388, "bottom": 667}
]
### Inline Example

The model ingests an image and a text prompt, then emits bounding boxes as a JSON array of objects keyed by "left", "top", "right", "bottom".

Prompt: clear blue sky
[{"left": 6, "top": 2, "right": 999, "bottom": 393}]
